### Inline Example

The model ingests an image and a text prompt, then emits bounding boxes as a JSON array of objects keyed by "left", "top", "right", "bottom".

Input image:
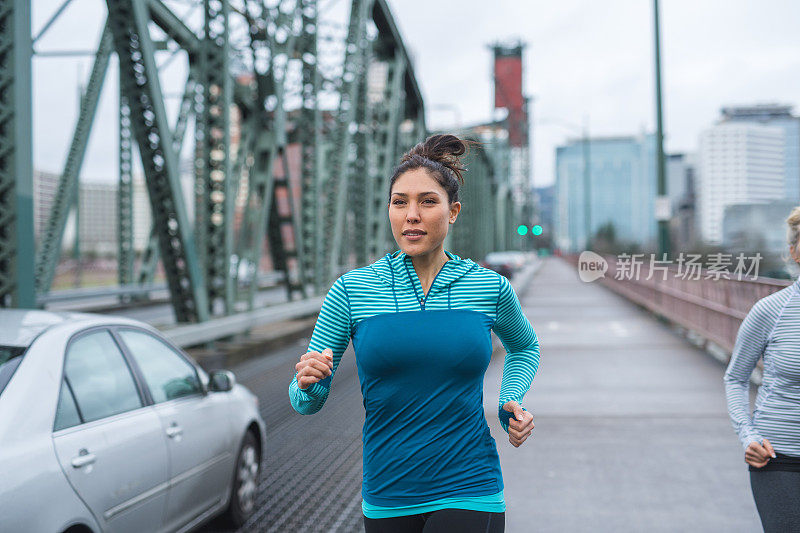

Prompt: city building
[
  {"left": 33, "top": 170, "right": 60, "bottom": 244},
  {"left": 554, "top": 134, "right": 656, "bottom": 252},
  {"left": 132, "top": 174, "right": 153, "bottom": 252},
  {"left": 666, "top": 153, "right": 699, "bottom": 251},
  {"left": 697, "top": 122, "right": 784, "bottom": 245},
  {"left": 720, "top": 104, "right": 800, "bottom": 203},
  {"left": 533, "top": 185, "right": 554, "bottom": 232},
  {"left": 669, "top": 153, "right": 698, "bottom": 251},
  {"left": 34, "top": 169, "right": 189, "bottom": 256},
  {"left": 78, "top": 181, "right": 118, "bottom": 255},
  {"left": 723, "top": 200, "right": 797, "bottom": 254}
]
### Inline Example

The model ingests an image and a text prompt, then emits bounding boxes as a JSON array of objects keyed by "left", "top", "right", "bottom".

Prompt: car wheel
[{"left": 219, "top": 431, "right": 260, "bottom": 528}]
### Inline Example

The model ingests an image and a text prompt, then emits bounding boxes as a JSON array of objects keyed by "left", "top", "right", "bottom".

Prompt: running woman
[
  {"left": 724, "top": 206, "right": 800, "bottom": 532},
  {"left": 289, "top": 134, "right": 540, "bottom": 533}
]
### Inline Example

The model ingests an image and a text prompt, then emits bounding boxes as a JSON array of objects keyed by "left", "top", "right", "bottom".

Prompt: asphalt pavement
[
  {"left": 485, "top": 257, "right": 761, "bottom": 532},
  {"left": 202, "top": 256, "right": 762, "bottom": 532}
]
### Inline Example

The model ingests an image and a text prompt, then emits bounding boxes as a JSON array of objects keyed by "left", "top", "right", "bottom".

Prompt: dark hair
[{"left": 389, "top": 134, "right": 474, "bottom": 204}]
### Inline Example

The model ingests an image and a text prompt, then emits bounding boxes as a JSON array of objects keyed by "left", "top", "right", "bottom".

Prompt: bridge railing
[{"left": 565, "top": 254, "right": 791, "bottom": 355}]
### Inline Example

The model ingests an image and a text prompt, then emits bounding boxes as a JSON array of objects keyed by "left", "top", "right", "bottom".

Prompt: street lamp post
[
  {"left": 582, "top": 116, "right": 591, "bottom": 250},
  {"left": 653, "top": 0, "right": 670, "bottom": 258}
]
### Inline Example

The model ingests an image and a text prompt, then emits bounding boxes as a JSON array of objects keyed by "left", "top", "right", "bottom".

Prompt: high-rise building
[
  {"left": 668, "top": 153, "right": 698, "bottom": 251},
  {"left": 33, "top": 170, "right": 60, "bottom": 245},
  {"left": 554, "top": 134, "right": 656, "bottom": 252},
  {"left": 697, "top": 122, "right": 784, "bottom": 245},
  {"left": 78, "top": 181, "right": 118, "bottom": 255},
  {"left": 720, "top": 104, "right": 800, "bottom": 203},
  {"left": 132, "top": 174, "right": 153, "bottom": 252},
  {"left": 33, "top": 169, "right": 195, "bottom": 257},
  {"left": 533, "top": 185, "right": 554, "bottom": 231}
]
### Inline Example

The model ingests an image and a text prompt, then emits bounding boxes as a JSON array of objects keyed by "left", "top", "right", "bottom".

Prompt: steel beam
[
  {"left": 367, "top": 53, "right": 405, "bottom": 260},
  {"left": 0, "top": 0, "right": 35, "bottom": 307},
  {"left": 107, "top": 0, "right": 209, "bottom": 322},
  {"left": 147, "top": 0, "right": 201, "bottom": 54},
  {"left": 371, "top": 0, "right": 425, "bottom": 131},
  {"left": 137, "top": 226, "right": 160, "bottom": 286},
  {"left": 326, "top": 0, "right": 373, "bottom": 282},
  {"left": 135, "top": 73, "right": 194, "bottom": 288},
  {"left": 35, "top": 23, "right": 113, "bottom": 295},
  {"left": 173, "top": 73, "right": 195, "bottom": 154},
  {"left": 295, "top": 0, "right": 326, "bottom": 293},
  {"left": 195, "top": 0, "right": 234, "bottom": 315},
  {"left": 351, "top": 46, "right": 370, "bottom": 266},
  {"left": 236, "top": 1, "right": 308, "bottom": 306},
  {"left": 234, "top": 1, "right": 281, "bottom": 308},
  {"left": 118, "top": 70, "right": 134, "bottom": 287}
]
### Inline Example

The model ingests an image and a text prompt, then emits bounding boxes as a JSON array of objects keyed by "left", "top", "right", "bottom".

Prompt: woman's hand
[
  {"left": 502, "top": 401, "right": 534, "bottom": 448},
  {"left": 745, "top": 438, "right": 776, "bottom": 468},
  {"left": 295, "top": 348, "right": 333, "bottom": 390}
]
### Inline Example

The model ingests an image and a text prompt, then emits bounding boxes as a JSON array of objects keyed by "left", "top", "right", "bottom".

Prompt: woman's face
[{"left": 388, "top": 168, "right": 461, "bottom": 257}]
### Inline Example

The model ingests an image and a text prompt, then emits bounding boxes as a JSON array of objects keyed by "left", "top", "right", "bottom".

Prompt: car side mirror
[{"left": 209, "top": 370, "right": 236, "bottom": 392}]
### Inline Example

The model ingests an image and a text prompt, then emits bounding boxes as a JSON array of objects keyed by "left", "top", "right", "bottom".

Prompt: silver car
[{"left": 0, "top": 309, "right": 266, "bottom": 533}]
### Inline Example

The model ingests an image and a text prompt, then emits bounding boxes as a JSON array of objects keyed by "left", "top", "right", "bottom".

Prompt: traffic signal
[
  {"left": 532, "top": 225, "right": 543, "bottom": 236},
  {"left": 516, "top": 225, "right": 528, "bottom": 236}
]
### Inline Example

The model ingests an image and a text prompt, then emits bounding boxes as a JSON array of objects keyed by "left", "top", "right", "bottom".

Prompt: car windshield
[{"left": 0, "top": 346, "right": 26, "bottom": 398}]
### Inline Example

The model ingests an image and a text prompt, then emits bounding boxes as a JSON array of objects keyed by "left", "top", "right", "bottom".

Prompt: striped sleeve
[
  {"left": 492, "top": 275, "right": 540, "bottom": 433},
  {"left": 288, "top": 276, "right": 352, "bottom": 415},
  {"left": 723, "top": 299, "right": 773, "bottom": 450}
]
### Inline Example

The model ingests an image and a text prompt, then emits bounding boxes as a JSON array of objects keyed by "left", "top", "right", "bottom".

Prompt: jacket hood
[{"left": 369, "top": 250, "right": 480, "bottom": 292}]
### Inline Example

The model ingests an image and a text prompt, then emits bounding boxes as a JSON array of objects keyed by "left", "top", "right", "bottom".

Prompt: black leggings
[
  {"left": 363, "top": 509, "right": 504, "bottom": 533},
  {"left": 749, "top": 469, "right": 800, "bottom": 532}
]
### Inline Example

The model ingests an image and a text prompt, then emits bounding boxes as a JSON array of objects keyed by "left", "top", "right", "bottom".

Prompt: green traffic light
[
  {"left": 532, "top": 225, "right": 543, "bottom": 236},
  {"left": 516, "top": 225, "right": 528, "bottom": 236}
]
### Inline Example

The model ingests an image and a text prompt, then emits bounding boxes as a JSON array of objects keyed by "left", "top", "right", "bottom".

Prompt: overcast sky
[{"left": 32, "top": 0, "right": 800, "bottom": 187}]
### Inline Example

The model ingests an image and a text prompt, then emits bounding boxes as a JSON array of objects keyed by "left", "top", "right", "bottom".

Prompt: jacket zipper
[{"left": 409, "top": 261, "right": 449, "bottom": 311}]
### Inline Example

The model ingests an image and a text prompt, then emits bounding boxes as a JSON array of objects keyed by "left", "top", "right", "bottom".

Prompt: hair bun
[{"left": 402, "top": 134, "right": 468, "bottom": 185}]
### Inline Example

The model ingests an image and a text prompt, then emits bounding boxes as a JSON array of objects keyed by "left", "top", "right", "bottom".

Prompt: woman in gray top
[{"left": 724, "top": 206, "right": 800, "bottom": 532}]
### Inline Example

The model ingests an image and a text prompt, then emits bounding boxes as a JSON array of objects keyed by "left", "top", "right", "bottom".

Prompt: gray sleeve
[{"left": 723, "top": 299, "right": 774, "bottom": 450}]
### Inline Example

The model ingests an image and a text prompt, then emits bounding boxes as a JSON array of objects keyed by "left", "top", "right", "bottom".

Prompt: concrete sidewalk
[{"left": 484, "top": 257, "right": 761, "bottom": 532}]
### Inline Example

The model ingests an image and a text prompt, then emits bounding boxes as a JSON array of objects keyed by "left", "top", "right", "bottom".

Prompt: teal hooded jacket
[{"left": 289, "top": 250, "right": 540, "bottom": 517}]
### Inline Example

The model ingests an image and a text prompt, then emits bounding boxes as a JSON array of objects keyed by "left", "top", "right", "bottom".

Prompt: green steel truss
[
  {"left": 232, "top": 0, "right": 306, "bottom": 309},
  {"left": 295, "top": 0, "right": 326, "bottom": 294},
  {"left": 34, "top": 23, "right": 113, "bottom": 295},
  {"left": 318, "top": 0, "right": 427, "bottom": 288},
  {"left": 448, "top": 144, "right": 500, "bottom": 261},
  {"left": 135, "top": 73, "right": 196, "bottom": 288},
  {"left": 324, "top": 0, "right": 372, "bottom": 283},
  {"left": 6, "top": 0, "right": 528, "bottom": 322},
  {"left": 196, "top": 0, "right": 234, "bottom": 316},
  {"left": 106, "top": 0, "right": 209, "bottom": 322}
]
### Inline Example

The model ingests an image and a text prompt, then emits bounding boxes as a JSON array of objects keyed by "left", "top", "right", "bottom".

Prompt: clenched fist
[
  {"left": 745, "top": 438, "right": 776, "bottom": 468},
  {"left": 295, "top": 348, "right": 333, "bottom": 390},
  {"left": 502, "top": 401, "right": 534, "bottom": 448}
]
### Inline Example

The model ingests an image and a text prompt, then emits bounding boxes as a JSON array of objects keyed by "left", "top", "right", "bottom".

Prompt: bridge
[
  {"left": 0, "top": 1, "right": 775, "bottom": 532},
  {"left": 183, "top": 256, "right": 763, "bottom": 532},
  {"left": 1, "top": 0, "right": 528, "bottom": 328}
]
